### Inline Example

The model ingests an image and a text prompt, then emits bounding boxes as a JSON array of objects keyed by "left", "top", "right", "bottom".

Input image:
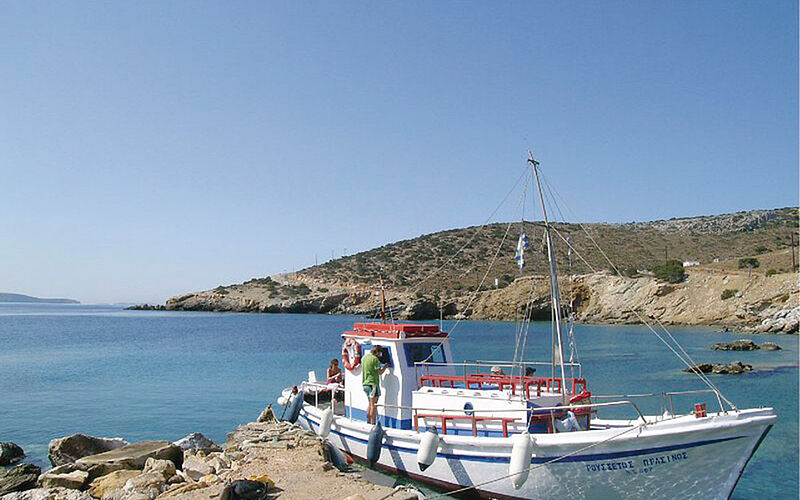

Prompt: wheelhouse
[
  {"left": 339, "top": 322, "right": 592, "bottom": 435},
  {"left": 341, "top": 322, "right": 455, "bottom": 430}
]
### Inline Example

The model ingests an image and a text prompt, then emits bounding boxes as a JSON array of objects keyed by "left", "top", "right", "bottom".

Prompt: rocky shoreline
[
  {"left": 0, "top": 410, "right": 419, "bottom": 500},
  {"left": 134, "top": 270, "right": 799, "bottom": 334}
]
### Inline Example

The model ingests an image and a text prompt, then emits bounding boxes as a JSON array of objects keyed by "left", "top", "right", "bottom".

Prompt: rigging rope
[
  {"left": 406, "top": 169, "right": 529, "bottom": 295},
  {"left": 538, "top": 172, "right": 735, "bottom": 410},
  {"left": 418, "top": 181, "right": 525, "bottom": 363},
  {"left": 368, "top": 168, "right": 530, "bottom": 321},
  {"left": 548, "top": 222, "right": 731, "bottom": 407}
]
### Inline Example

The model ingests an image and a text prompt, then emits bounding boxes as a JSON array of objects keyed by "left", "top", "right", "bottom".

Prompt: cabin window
[
  {"left": 362, "top": 344, "right": 393, "bottom": 367},
  {"left": 404, "top": 343, "right": 446, "bottom": 366}
]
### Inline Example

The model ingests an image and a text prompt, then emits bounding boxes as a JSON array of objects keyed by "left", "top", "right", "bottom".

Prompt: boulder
[
  {"left": 204, "top": 457, "right": 229, "bottom": 476},
  {"left": 711, "top": 339, "right": 759, "bottom": 351},
  {"left": 0, "top": 487, "right": 93, "bottom": 500},
  {"left": 768, "top": 318, "right": 787, "bottom": 333},
  {"left": 158, "top": 483, "right": 206, "bottom": 499},
  {"left": 140, "top": 459, "right": 174, "bottom": 481},
  {"left": 75, "top": 442, "right": 182, "bottom": 480},
  {"left": 49, "top": 436, "right": 128, "bottom": 467},
  {"left": 761, "top": 342, "right": 782, "bottom": 350},
  {"left": 256, "top": 407, "right": 274, "bottom": 424},
  {"left": 105, "top": 492, "right": 150, "bottom": 500},
  {"left": 714, "top": 361, "right": 752, "bottom": 374},
  {"left": 197, "top": 475, "right": 220, "bottom": 486},
  {"left": 38, "top": 467, "right": 76, "bottom": 478},
  {"left": 166, "top": 475, "right": 183, "bottom": 486},
  {"left": 219, "top": 480, "right": 268, "bottom": 500},
  {"left": 684, "top": 362, "right": 753, "bottom": 374},
  {"left": 0, "top": 443, "right": 25, "bottom": 466},
  {"left": 38, "top": 471, "right": 88, "bottom": 490},
  {"left": 86, "top": 471, "right": 139, "bottom": 499},
  {"left": 172, "top": 434, "right": 215, "bottom": 453},
  {"left": 684, "top": 363, "right": 714, "bottom": 374},
  {"left": 0, "top": 465, "right": 42, "bottom": 496},
  {"left": 179, "top": 456, "right": 212, "bottom": 482},
  {"left": 122, "top": 472, "right": 165, "bottom": 497},
  {"left": 402, "top": 301, "right": 439, "bottom": 321}
]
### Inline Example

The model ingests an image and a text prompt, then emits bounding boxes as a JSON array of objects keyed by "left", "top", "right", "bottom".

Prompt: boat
[{"left": 277, "top": 153, "right": 776, "bottom": 499}]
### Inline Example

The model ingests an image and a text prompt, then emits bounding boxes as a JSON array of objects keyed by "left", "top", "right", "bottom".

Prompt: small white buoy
[
  {"left": 277, "top": 396, "right": 288, "bottom": 406},
  {"left": 509, "top": 431, "right": 534, "bottom": 489},
  {"left": 319, "top": 408, "right": 334, "bottom": 437},
  {"left": 416, "top": 428, "right": 440, "bottom": 471}
]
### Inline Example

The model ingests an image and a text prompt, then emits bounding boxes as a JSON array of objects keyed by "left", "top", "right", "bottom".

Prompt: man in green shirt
[{"left": 362, "top": 345, "right": 387, "bottom": 424}]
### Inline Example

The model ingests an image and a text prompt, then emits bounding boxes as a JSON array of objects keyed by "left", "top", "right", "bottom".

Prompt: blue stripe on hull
[
  {"left": 345, "top": 406, "right": 413, "bottom": 429},
  {"left": 302, "top": 411, "right": 746, "bottom": 464}
]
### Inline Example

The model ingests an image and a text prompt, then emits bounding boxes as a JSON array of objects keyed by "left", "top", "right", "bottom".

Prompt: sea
[{"left": 0, "top": 304, "right": 797, "bottom": 498}]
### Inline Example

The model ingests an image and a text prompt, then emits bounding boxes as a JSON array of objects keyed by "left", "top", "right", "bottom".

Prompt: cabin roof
[{"left": 342, "top": 322, "right": 449, "bottom": 339}]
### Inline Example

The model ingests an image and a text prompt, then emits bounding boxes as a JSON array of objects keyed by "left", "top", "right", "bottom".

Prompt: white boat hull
[{"left": 298, "top": 404, "right": 774, "bottom": 500}]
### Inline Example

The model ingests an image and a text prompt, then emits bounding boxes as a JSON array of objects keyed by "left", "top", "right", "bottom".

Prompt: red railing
[{"left": 419, "top": 374, "right": 587, "bottom": 399}]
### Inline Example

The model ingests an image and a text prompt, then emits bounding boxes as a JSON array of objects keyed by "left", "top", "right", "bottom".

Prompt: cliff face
[
  {"left": 165, "top": 268, "right": 799, "bottom": 331},
  {"left": 573, "top": 270, "right": 797, "bottom": 326},
  {"left": 465, "top": 268, "right": 798, "bottom": 330}
]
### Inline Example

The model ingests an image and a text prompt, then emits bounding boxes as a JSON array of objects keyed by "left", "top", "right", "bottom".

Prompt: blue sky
[{"left": 1, "top": 1, "right": 797, "bottom": 304}]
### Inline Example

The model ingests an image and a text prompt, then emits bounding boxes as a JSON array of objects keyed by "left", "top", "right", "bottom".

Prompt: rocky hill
[{"left": 161, "top": 207, "right": 799, "bottom": 331}]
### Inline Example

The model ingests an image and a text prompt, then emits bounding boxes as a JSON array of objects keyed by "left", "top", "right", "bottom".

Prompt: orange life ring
[{"left": 342, "top": 338, "right": 362, "bottom": 371}]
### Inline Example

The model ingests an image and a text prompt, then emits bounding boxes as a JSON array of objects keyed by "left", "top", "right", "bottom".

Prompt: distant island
[{"left": 0, "top": 293, "right": 80, "bottom": 304}]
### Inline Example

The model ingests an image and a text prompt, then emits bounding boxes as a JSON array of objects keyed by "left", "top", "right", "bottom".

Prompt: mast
[
  {"left": 379, "top": 275, "right": 387, "bottom": 323},
  {"left": 528, "top": 152, "right": 568, "bottom": 403}
]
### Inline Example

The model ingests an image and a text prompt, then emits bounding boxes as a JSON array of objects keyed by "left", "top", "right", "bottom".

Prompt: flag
[{"left": 515, "top": 232, "right": 529, "bottom": 269}]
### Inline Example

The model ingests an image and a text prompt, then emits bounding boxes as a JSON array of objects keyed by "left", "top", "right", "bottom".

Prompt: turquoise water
[{"left": 0, "top": 304, "right": 796, "bottom": 498}]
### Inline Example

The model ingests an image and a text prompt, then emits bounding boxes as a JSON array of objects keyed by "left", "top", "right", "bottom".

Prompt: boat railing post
[
  {"left": 714, "top": 390, "right": 727, "bottom": 415},
  {"left": 626, "top": 401, "right": 647, "bottom": 424}
]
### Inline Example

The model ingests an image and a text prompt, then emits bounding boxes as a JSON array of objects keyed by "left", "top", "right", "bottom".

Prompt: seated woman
[{"left": 326, "top": 358, "right": 343, "bottom": 384}]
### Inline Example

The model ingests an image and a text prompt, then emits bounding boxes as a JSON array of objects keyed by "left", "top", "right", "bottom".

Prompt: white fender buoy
[
  {"left": 319, "top": 408, "right": 334, "bottom": 438},
  {"left": 509, "top": 431, "right": 534, "bottom": 489},
  {"left": 277, "top": 396, "right": 288, "bottom": 406},
  {"left": 416, "top": 427, "right": 439, "bottom": 471}
]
